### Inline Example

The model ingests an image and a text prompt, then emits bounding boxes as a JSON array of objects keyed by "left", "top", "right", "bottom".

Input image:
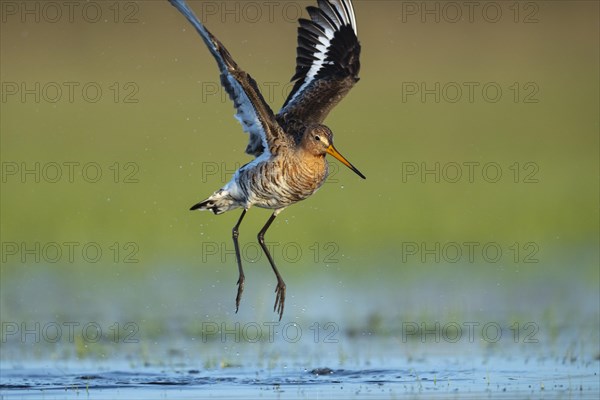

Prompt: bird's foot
[
  {"left": 235, "top": 275, "right": 245, "bottom": 313},
  {"left": 273, "top": 280, "right": 286, "bottom": 321}
]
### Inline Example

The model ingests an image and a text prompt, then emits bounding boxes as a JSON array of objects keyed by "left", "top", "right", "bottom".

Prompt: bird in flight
[{"left": 169, "top": 0, "right": 364, "bottom": 320}]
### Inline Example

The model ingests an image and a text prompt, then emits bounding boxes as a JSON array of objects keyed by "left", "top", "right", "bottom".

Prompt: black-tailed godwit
[{"left": 169, "top": 0, "right": 364, "bottom": 320}]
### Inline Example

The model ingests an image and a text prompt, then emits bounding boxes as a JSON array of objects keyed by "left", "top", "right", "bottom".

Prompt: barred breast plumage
[{"left": 238, "top": 154, "right": 329, "bottom": 209}]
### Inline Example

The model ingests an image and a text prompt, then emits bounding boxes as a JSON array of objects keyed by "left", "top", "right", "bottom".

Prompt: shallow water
[
  {"left": 2, "top": 356, "right": 598, "bottom": 399},
  {"left": 2, "top": 329, "right": 599, "bottom": 400},
  {"left": 2, "top": 265, "right": 599, "bottom": 399}
]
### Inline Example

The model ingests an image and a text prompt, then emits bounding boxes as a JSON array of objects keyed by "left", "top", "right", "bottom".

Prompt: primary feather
[{"left": 278, "top": 0, "right": 361, "bottom": 126}]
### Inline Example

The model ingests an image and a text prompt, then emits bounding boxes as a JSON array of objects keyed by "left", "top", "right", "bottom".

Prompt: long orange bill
[{"left": 326, "top": 145, "right": 366, "bottom": 179}]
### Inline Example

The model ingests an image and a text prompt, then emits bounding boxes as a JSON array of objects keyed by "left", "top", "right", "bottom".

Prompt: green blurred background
[{"left": 1, "top": 1, "right": 598, "bottom": 361}]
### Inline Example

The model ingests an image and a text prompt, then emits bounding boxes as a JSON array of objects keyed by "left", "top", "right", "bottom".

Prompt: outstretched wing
[
  {"left": 278, "top": 0, "right": 361, "bottom": 125},
  {"left": 169, "top": 0, "right": 286, "bottom": 157}
]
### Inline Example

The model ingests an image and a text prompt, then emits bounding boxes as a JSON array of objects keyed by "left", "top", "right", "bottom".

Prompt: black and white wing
[
  {"left": 169, "top": 0, "right": 286, "bottom": 157},
  {"left": 278, "top": 0, "right": 361, "bottom": 126}
]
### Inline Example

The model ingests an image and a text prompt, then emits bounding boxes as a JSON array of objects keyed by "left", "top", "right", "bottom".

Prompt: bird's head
[{"left": 302, "top": 125, "right": 366, "bottom": 179}]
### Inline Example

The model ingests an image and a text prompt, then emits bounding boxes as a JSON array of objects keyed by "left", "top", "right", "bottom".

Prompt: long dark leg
[
  {"left": 257, "top": 212, "right": 286, "bottom": 320},
  {"left": 232, "top": 209, "right": 247, "bottom": 313}
]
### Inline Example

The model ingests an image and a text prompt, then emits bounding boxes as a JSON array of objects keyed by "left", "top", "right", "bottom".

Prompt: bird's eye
[{"left": 314, "top": 135, "right": 321, "bottom": 141}]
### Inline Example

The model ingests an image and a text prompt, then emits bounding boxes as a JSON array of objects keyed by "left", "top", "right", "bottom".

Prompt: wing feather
[
  {"left": 169, "top": 0, "right": 286, "bottom": 157},
  {"left": 278, "top": 0, "right": 360, "bottom": 126}
]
